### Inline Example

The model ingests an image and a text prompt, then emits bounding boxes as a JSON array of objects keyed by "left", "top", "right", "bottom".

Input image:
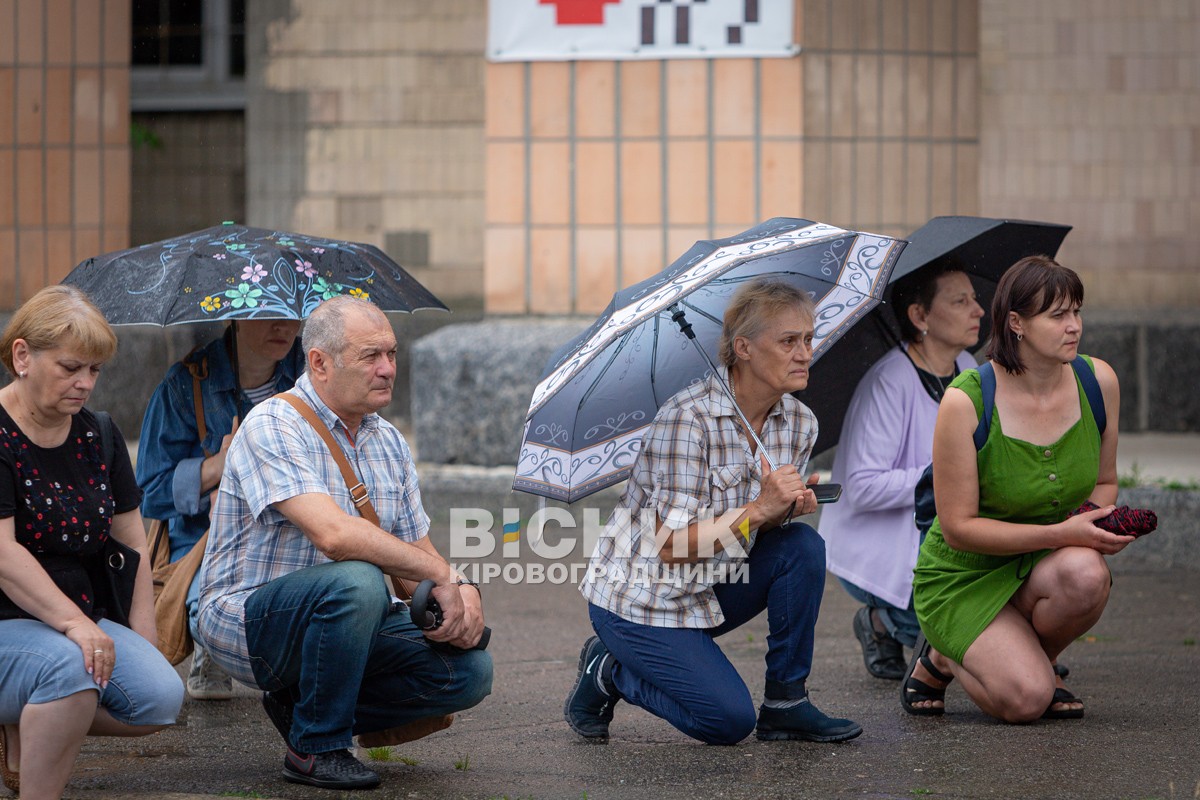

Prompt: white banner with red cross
[{"left": 488, "top": 0, "right": 797, "bottom": 61}]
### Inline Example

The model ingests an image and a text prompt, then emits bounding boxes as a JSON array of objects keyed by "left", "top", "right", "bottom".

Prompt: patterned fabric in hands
[{"left": 1068, "top": 500, "right": 1157, "bottom": 537}]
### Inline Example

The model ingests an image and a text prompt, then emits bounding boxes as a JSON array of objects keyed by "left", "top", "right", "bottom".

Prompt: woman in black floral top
[{"left": 0, "top": 286, "right": 182, "bottom": 799}]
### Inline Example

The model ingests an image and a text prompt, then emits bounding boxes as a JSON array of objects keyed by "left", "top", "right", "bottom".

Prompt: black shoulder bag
[{"left": 89, "top": 411, "right": 141, "bottom": 627}]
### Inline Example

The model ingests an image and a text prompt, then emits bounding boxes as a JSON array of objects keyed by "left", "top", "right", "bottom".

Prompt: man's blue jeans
[
  {"left": 243, "top": 561, "right": 493, "bottom": 754},
  {"left": 588, "top": 521, "right": 825, "bottom": 745}
]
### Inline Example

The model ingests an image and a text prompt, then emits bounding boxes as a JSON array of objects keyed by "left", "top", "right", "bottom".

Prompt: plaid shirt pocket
[{"left": 709, "top": 463, "right": 745, "bottom": 507}]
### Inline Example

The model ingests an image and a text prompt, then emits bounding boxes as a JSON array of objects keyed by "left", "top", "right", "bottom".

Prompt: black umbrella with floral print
[{"left": 61, "top": 222, "right": 447, "bottom": 325}]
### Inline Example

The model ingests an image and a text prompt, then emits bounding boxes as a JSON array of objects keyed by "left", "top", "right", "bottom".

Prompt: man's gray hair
[{"left": 302, "top": 295, "right": 383, "bottom": 369}]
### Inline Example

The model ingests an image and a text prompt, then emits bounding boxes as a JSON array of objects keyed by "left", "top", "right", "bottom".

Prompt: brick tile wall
[
  {"left": 483, "top": 0, "right": 981, "bottom": 313},
  {"left": 246, "top": 0, "right": 487, "bottom": 309},
  {"left": 978, "top": 1, "right": 1200, "bottom": 308},
  {"left": 0, "top": 0, "right": 129, "bottom": 309}
]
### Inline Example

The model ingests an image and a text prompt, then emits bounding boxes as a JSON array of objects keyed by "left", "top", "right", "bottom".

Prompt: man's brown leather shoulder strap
[
  {"left": 275, "top": 393, "right": 411, "bottom": 600},
  {"left": 275, "top": 393, "right": 380, "bottom": 527}
]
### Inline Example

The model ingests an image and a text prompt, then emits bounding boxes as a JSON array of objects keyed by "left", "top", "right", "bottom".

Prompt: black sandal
[
  {"left": 1042, "top": 687, "right": 1084, "bottom": 720},
  {"left": 901, "top": 632, "right": 954, "bottom": 716}
]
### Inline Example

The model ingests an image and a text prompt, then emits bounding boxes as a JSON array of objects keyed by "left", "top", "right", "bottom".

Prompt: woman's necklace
[
  {"left": 908, "top": 343, "right": 954, "bottom": 402},
  {"left": 728, "top": 374, "right": 763, "bottom": 448}
]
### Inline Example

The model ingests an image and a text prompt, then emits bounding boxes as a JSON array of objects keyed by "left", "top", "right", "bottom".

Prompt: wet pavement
[{"left": 43, "top": 543, "right": 1200, "bottom": 800}]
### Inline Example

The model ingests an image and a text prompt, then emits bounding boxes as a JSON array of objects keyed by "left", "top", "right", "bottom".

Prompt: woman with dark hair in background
[{"left": 820, "top": 266, "right": 983, "bottom": 680}]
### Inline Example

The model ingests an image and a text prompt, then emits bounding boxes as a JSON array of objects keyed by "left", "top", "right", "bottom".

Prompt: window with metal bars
[{"left": 131, "top": 0, "right": 246, "bottom": 111}]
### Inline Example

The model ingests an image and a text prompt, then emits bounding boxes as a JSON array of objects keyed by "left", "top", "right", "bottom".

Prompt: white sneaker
[{"left": 187, "top": 645, "right": 234, "bottom": 701}]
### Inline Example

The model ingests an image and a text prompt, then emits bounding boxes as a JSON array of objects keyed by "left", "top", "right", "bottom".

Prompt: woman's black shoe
[{"left": 853, "top": 607, "right": 905, "bottom": 680}]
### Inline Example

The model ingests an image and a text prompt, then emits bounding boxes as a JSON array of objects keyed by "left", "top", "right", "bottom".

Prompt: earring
[
  {"left": 1016, "top": 333, "right": 1023, "bottom": 341},
  {"left": 18, "top": 371, "right": 26, "bottom": 378},
  {"left": 921, "top": 329, "right": 928, "bottom": 338}
]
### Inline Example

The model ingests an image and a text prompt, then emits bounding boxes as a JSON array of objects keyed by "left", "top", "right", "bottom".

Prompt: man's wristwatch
[{"left": 455, "top": 577, "right": 481, "bottom": 595}]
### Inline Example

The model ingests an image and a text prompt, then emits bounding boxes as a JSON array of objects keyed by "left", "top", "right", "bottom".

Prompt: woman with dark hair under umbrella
[
  {"left": 819, "top": 265, "right": 983, "bottom": 680},
  {"left": 137, "top": 318, "right": 304, "bottom": 700}
]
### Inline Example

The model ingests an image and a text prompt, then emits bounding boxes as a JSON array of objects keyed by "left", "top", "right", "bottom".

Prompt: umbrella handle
[
  {"left": 409, "top": 579, "right": 491, "bottom": 652},
  {"left": 668, "top": 304, "right": 780, "bottom": 473}
]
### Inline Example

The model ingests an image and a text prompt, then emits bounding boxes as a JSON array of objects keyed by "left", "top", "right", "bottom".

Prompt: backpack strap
[
  {"left": 972, "top": 356, "right": 1106, "bottom": 451},
  {"left": 972, "top": 362, "right": 997, "bottom": 451},
  {"left": 1071, "top": 355, "right": 1106, "bottom": 436}
]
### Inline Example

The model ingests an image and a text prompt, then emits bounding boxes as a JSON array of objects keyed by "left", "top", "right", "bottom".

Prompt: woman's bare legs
[
  {"left": 910, "top": 546, "right": 1111, "bottom": 721},
  {"left": 17, "top": 693, "right": 171, "bottom": 800},
  {"left": 1010, "top": 546, "right": 1111, "bottom": 662},
  {"left": 87, "top": 707, "right": 171, "bottom": 738},
  {"left": 16, "top": 691, "right": 96, "bottom": 800}
]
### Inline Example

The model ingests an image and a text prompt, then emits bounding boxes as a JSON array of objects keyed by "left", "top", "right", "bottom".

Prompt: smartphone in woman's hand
[{"left": 812, "top": 483, "right": 843, "bottom": 504}]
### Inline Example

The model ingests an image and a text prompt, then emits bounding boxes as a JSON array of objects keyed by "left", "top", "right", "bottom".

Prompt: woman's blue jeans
[
  {"left": 243, "top": 560, "right": 493, "bottom": 754},
  {"left": 0, "top": 618, "right": 183, "bottom": 726},
  {"left": 588, "top": 521, "right": 826, "bottom": 745}
]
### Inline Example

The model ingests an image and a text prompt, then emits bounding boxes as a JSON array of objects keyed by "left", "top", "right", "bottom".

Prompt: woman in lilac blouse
[{"left": 818, "top": 266, "right": 983, "bottom": 680}]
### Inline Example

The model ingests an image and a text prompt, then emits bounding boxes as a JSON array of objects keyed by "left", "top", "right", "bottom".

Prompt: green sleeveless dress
[{"left": 912, "top": 356, "right": 1102, "bottom": 663}]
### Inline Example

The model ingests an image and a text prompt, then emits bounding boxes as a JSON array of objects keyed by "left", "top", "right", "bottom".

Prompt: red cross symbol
[{"left": 539, "top": 0, "right": 620, "bottom": 25}]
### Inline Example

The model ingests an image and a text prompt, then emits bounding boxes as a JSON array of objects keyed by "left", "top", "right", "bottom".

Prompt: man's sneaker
[
  {"left": 186, "top": 645, "right": 234, "bottom": 701},
  {"left": 563, "top": 636, "right": 618, "bottom": 740},
  {"left": 283, "top": 747, "right": 381, "bottom": 790},
  {"left": 262, "top": 690, "right": 295, "bottom": 745},
  {"left": 756, "top": 696, "right": 863, "bottom": 743}
]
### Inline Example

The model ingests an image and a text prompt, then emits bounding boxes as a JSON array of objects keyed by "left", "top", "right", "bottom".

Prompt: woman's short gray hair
[
  {"left": 718, "top": 278, "right": 815, "bottom": 367},
  {"left": 302, "top": 295, "right": 382, "bottom": 368}
]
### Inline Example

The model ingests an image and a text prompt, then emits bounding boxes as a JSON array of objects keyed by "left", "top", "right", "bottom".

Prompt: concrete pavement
[
  {"left": 49, "top": 543, "right": 1200, "bottom": 800},
  {"left": 46, "top": 433, "right": 1199, "bottom": 799},
  {"left": 1114, "top": 433, "right": 1200, "bottom": 486}
]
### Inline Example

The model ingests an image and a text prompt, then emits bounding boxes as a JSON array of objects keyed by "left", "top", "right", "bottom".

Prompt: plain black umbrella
[{"left": 795, "top": 215, "right": 1072, "bottom": 457}]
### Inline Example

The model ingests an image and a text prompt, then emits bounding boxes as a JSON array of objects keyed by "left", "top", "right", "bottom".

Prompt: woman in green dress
[{"left": 904, "top": 256, "right": 1133, "bottom": 722}]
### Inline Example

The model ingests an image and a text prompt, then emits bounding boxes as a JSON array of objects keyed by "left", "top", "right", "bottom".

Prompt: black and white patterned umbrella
[{"left": 513, "top": 218, "right": 907, "bottom": 502}]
